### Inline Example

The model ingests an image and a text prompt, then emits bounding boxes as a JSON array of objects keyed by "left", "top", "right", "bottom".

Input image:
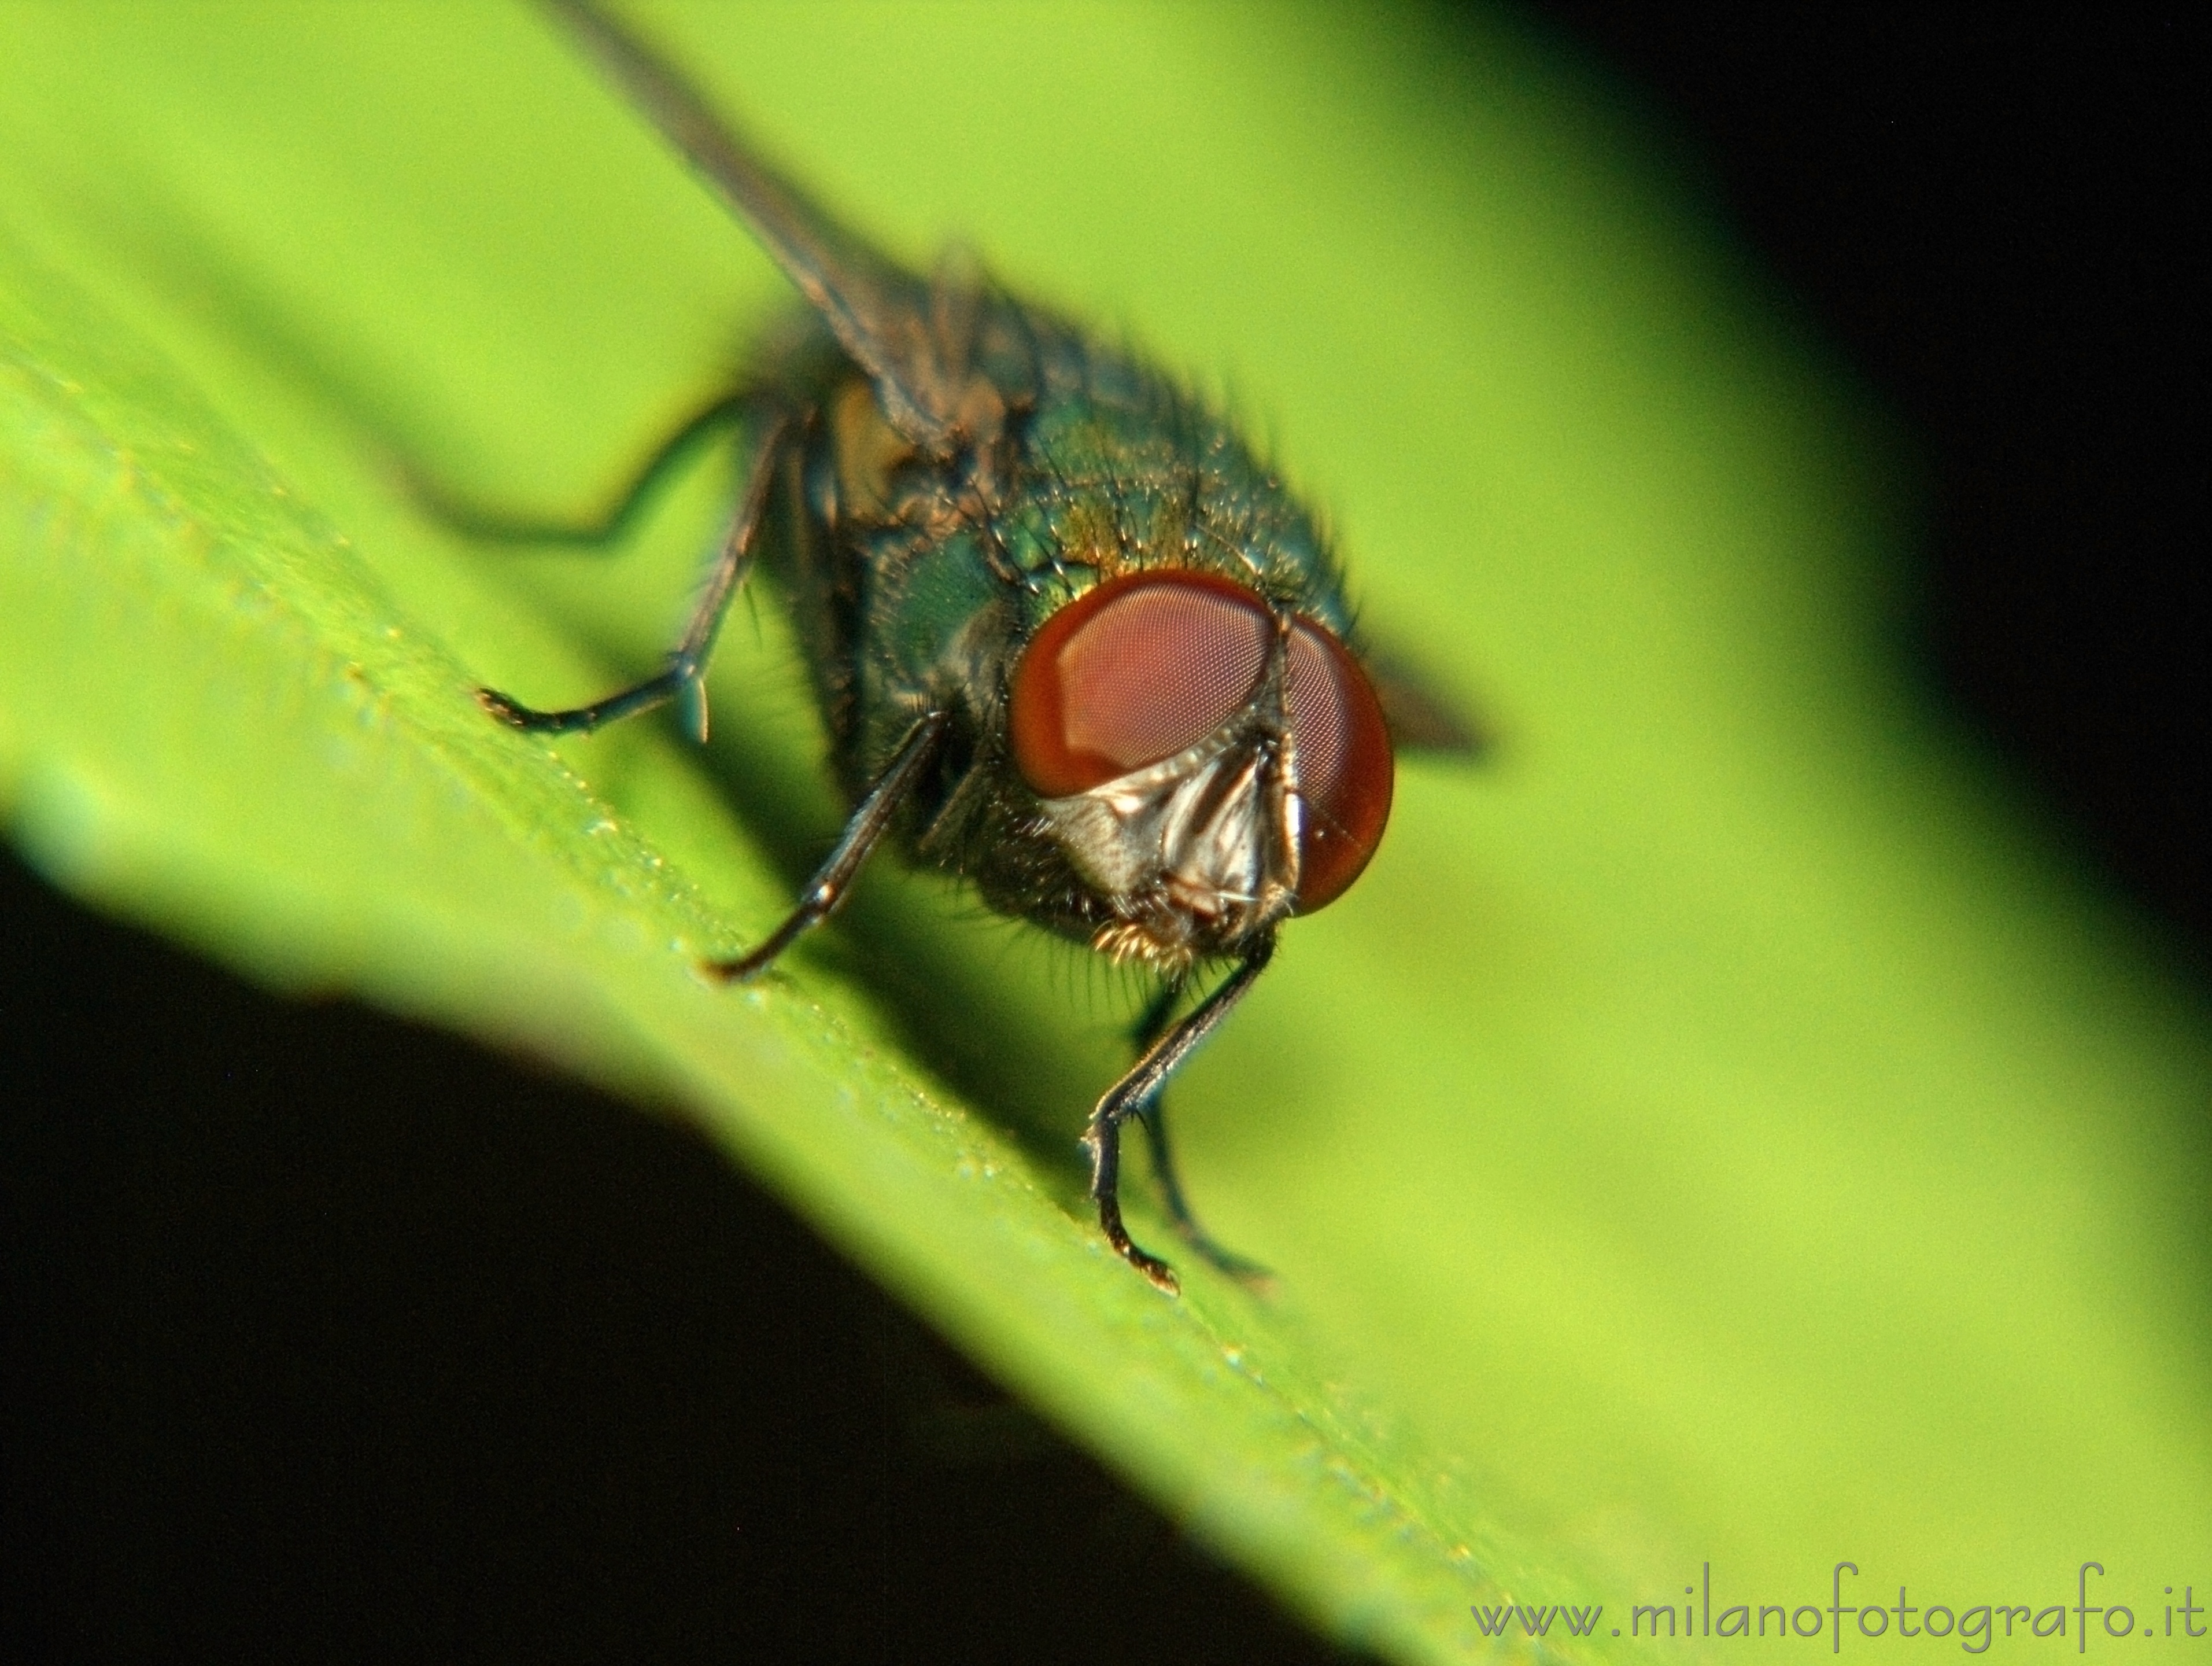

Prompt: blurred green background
[{"left": 4, "top": 3, "right": 2208, "bottom": 1659}]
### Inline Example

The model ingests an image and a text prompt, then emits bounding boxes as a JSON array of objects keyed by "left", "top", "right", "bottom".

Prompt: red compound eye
[
  {"left": 1009, "top": 571, "right": 1394, "bottom": 913},
  {"left": 1282, "top": 620, "right": 1393, "bottom": 911},
  {"left": 1011, "top": 572, "right": 1271, "bottom": 796}
]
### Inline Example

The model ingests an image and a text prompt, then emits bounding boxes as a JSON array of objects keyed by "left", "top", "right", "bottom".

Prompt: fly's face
[{"left": 1007, "top": 571, "right": 1393, "bottom": 968}]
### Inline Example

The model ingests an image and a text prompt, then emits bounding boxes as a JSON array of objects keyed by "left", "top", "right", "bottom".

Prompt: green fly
[{"left": 464, "top": 1, "right": 1475, "bottom": 1291}]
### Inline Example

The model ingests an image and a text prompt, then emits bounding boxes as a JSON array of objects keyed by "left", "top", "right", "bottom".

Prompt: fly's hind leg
[
  {"left": 1087, "top": 938, "right": 1276, "bottom": 1293},
  {"left": 404, "top": 389, "right": 759, "bottom": 548},
  {"left": 475, "top": 403, "right": 798, "bottom": 740}
]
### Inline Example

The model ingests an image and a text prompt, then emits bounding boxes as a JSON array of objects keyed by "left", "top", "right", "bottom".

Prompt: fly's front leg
[
  {"left": 1125, "top": 982, "right": 1273, "bottom": 1285},
  {"left": 1088, "top": 935, "right": 1276, "bottom": 1293},
  {"left": 477, "top": 406, "right": 797, "bottom": 740},
  {"left": 1131, "top": 983, "right": 1274, "bottom": 1287},
  {"left": 704, "top": 710, "right": 951, "bottom": 981}
]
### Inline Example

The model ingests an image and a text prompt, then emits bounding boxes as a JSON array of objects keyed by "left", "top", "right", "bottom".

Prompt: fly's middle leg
[{"left": 702, "top": 709, "right": 950, "bottom": 981}]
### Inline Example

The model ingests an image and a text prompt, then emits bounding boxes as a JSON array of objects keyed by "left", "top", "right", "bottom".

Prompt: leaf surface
[{"left": 4, "top": 5, "right": 2207, "bottom": 1658}]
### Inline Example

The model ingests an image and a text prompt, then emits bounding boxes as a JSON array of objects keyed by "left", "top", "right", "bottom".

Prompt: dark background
[
  {"left": 1531, "top": 6, "right": 2206, "bottom": 958},
  {"left": 3, "top": 9, "right": 2201, "bottom": 1661}
]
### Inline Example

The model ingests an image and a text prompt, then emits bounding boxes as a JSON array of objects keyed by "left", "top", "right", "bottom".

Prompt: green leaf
[{"left": 5, "top": 4, "right": 2208, "bottom": 1660}]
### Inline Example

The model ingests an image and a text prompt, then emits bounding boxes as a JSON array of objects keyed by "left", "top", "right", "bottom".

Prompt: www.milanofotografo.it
[{"left": 1472, "top": 1563, "right": 2209, "bottom": 1652}]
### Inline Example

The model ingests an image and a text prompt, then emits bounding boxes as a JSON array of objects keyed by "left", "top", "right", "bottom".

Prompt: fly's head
[{"left": 1007, "top": 570, "right": 1394, "bottom": 971}]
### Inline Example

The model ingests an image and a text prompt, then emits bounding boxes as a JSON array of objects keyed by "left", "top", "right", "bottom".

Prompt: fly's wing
[
  {"left": 543, "top": 0, "right": 973, "bottom": 454},
  {"left": 1361, "top": 648, "right": 1490, "bottom": 758}
]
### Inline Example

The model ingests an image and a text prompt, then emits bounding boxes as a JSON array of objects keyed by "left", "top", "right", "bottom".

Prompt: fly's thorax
[{"left": 1001, "top": 336, "right": 1353, "bottom": 624}]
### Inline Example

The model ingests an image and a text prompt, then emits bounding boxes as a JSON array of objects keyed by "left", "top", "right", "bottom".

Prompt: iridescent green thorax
[{"left": 996, "top": 333, "right": 1349, "bottom": 635}]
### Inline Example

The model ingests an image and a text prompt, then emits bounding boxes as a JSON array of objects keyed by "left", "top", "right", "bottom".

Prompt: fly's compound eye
[
  {"left": 1009, "top": 571, "right": 1394, "bottom": 912},
  {"left": 1282, "top": 618, "right": 1393, "bottom": 910},
  {"left": 1010, "top": 572, "right": 1271, "bottom": 795}
]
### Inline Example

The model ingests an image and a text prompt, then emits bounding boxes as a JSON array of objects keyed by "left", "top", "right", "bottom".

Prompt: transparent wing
[{"left": 542, "top": 0, "right": 969, "bottom": 450}]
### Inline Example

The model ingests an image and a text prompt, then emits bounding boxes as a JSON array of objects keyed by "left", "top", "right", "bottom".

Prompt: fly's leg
[
  {"left": 704, "top": 710, "right": 951, "bottom": 981},
  {"left": 404, "top": 389, "right": 759, "bottom": 548},
  {"left": 1087, "top": 936, "right": 1276, "bottom": 1293},
  {"left": 477, "top": 407, "right": 797, "bottom": 740},
  {"left": 1129, "top": 983, "right": 1273, "bottom": 1285}
]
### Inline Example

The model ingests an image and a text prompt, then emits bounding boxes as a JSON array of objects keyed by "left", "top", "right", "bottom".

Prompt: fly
[{"left": 457, "top": 0, "right": 1478, "bottom": 1292}]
